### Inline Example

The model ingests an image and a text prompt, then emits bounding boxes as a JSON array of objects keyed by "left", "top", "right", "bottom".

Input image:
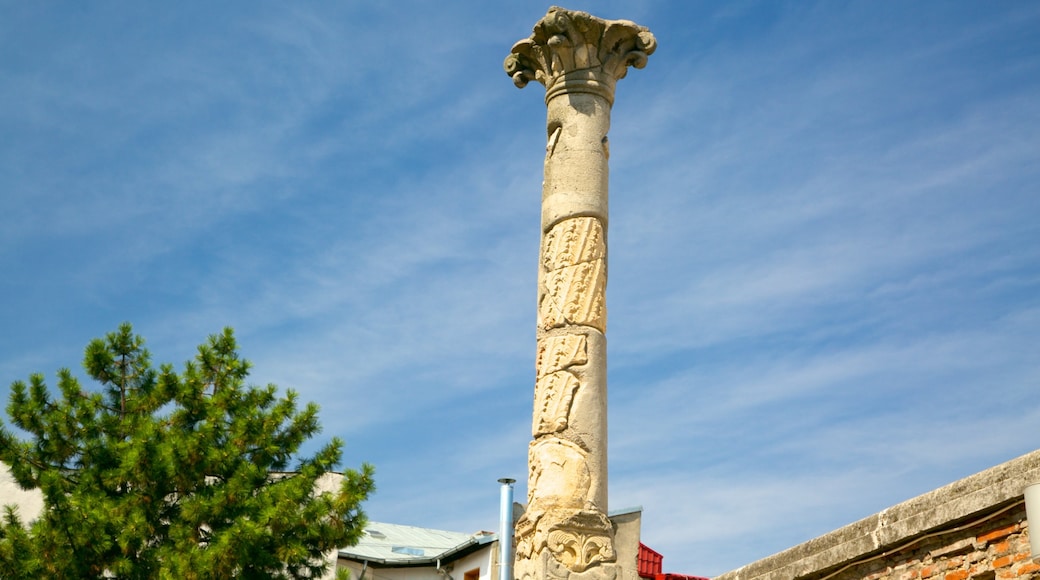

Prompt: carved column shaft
[
  {"left": 506, "top": 7, "right": 655, "bottom": 580},
  {"left": 535, "top": 86, "right": 612, "bottom": 510}
]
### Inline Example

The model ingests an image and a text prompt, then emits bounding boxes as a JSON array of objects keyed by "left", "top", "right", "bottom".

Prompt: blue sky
[{"left": 2, "top": 1, "right": 1038, "bottom": 576}]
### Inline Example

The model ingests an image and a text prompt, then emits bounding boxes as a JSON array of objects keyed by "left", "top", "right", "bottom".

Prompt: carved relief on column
[
  {"left": 545, "top": 512, "right": 616, "bottom": 573},
  {"left": 527, "top": 438, "right": 592, "bottom": 508},
  {"left": 516, "top": 438, "right": 615, "bottom": 575},
  {"left": 534, "top": 334, "right": 587, "bottom": 436},
  {"left": 517, "top": 509, "right": 617, "bottom": 575},
  {"left": 539, "top": 217, "right": 607, "bottom": 333}
]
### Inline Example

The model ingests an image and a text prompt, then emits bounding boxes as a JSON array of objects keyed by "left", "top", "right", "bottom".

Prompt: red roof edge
[{"left": 637, "top": 543, "right": 709, "bottom": 580}]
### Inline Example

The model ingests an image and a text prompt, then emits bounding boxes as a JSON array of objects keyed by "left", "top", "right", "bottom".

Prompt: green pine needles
[{"left": 0, "top": 323, "right": 374, "bottom": 579}]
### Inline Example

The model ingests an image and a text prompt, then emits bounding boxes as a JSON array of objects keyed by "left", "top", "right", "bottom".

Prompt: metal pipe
[
  {"left": 436, "top": 558, "right": 454, "bottom": 580},
  {"left": 497, "top": 478, "right": 516, "bottom": 580},
  {"left": 1026, "top": 483, "right": 1040, "bottom": 561}
]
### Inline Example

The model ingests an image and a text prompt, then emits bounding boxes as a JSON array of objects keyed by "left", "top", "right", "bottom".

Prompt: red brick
[
  {"left": 994, "top": 556, "right": 1014, "bottom": 569},
  {"left": 1017, "top": 562, "right": 1040, "bottom": 575},
  {"left": 945, "top": 570, "right": 969, "bottom": 580},
  {"left": 993, "top": 540, "right": 1012, "bottom": 554},
  {"left": 979, "top": 524, "right": 1020, "bottom": 543},
  {"left": 922, "top": 566, "right": 935, "bottom": 578}
]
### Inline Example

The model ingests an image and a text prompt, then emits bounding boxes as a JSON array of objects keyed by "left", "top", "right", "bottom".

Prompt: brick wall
[{"left": 821, "top": 502, "right": 1035, "bottom": 580}]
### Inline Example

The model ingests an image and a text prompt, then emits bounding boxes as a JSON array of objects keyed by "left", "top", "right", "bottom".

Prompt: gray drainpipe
[
  {"left": 436, "top": 558, "right": 454, "bottom": 580},
  {"left": 497, "top": 478, "right": 516, "bottom": 580}
]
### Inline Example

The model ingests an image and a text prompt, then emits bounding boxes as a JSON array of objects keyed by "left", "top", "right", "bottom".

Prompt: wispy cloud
[{"left": 1, "top": 2, "right": 1037, "bottom": 577}]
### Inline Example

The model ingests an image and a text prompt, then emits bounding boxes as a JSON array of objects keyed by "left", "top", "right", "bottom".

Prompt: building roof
[
  {"left": 340, "top": 507, "right": 643, "bottom": 567},
  {"left": 339, "top": 521, "right": 496, "bottom": 567}
]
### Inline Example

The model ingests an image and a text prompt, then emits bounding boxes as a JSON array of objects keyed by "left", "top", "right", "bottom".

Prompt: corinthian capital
[{"left": 504, "top": 6, "right": 656, "bottom": 103}]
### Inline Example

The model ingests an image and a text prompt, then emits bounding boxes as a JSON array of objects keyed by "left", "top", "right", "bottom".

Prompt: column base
[
  {"left": 516, "top": 550, "right": 618, "bottom": 580},
  {"left": 515, "top": 507, "right": 616, "bottom": 580}
]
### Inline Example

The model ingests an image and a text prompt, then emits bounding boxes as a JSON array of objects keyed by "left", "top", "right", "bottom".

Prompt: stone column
[{"left": 504, "top": 8, "right": 656, "bottom": 580}]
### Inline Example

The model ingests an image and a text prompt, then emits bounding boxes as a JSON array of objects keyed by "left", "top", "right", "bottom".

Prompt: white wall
[
  {"left": 338, "top": 542, "right": 496, "bottom": 580},
  {"left": 0, "top": 462, "right": 43, "bottom": 525}
]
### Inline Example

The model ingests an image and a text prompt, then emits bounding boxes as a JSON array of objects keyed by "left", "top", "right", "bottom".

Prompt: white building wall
[
  {"left": 0, "top": 462, "right": 43, "bottom": 524},
  {"left": 338, "top": 543, "right": 496, "bottom": 580}
]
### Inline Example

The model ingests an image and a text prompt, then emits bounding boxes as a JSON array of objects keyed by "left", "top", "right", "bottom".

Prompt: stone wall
[
  {"left": 716, "top": 450, "right": 1040, "bottom": 580},
  {"left": 821, "top": 503, "right": 1034, "bottom": 580}
]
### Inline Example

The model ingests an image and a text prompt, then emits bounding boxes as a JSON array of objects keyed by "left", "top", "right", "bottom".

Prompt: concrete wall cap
[{"left": 715, "top": 448, "right": 1040, "bottom": 580}]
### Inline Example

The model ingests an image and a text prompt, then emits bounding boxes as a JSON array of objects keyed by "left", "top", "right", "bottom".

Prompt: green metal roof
[{"left": 339, "top": 522, "right": 496, "bottom": 566}]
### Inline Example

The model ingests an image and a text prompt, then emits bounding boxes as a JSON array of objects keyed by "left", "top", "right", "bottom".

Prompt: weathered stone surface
[
  {"left": 508, "top": 6, "right": 654, "bottom": 580},
  {"left": 516, "top": 505, "right": 617, "bottom": 578},
  {"left": 539, "top": 217, "right": 607, "bottom": 333},
  {"left": 504, "top": 6, "right": 657, "bottom": 104},
  {"left": 541, "top": 96, "right": 611, "bottom": 229},
  {"left": 541, "top": 217, "right": 606, "bottom": 273},
  {"left": 527, "top": 438, "right": 593, "bottom": 509},
  {"left": 534, "top": 335, "right": 588, "bottom": 436}
]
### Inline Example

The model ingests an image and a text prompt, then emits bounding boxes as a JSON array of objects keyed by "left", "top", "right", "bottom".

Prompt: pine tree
[{"left": 0, "top": 323, "right": 374, "bottom": 579}]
